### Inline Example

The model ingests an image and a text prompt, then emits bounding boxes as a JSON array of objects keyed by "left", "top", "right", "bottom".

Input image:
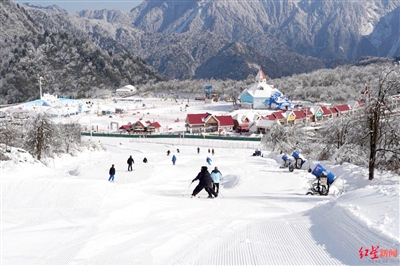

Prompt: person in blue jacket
[
  {"left": 172, "top": 154, "right": 177, "bottom": 165},
  {"left": 108, "top": 164, "right": 116, "bottom": 182},
  {"left": 210, "top": 166, "right": 222, "bottom": 194},
  {"left": 206, "top": 156, "right": 212, "bottom": 165}
]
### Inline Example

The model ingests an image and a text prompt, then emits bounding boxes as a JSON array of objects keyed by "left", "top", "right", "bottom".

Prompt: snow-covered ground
[{"left": 1, "top": 99, "right": 399, "bottom": 265}]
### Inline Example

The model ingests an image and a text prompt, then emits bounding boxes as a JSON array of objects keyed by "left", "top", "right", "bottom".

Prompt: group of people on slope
[
  {"left": 109, "top": 147, "right": 219, "bottom": 182},
  {"left": 108, "top": 155, "right": 148, "bottom": 181},
  {"left": 198, "top": 147, "right": 215, "bottom": 155},
  {"left": 191, "top": 166, "right": 222, "bottom": 198}
]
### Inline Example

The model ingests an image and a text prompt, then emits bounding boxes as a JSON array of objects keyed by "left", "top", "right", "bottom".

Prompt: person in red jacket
[{"left": 191, "top": 166, "right": 218, "bottom": 198}]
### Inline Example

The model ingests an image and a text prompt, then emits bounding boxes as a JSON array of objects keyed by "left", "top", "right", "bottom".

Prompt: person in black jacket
[
  {"left": 108, "top": 164, "right": 116, "bottom": 182},
  {"left": 143, "top": 157, "right": 148, "bottom": 163},
  {"left": 127, "top": 156, "right": 134, "bottom": 171},
  {"left": 191, "top": 166, "right": 218, "bottom": 198}
]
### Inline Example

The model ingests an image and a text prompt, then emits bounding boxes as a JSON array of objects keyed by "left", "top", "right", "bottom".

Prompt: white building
[
  {"left": 116, "top": 85, "right": 137, "bottom": 96},
  {"left": 239, "top": 69, "right": 290, "bottom": 110}
]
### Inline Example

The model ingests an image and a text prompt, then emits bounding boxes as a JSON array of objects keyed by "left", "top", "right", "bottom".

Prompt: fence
[{"left": 82, "top": 132, "right": 262, "bottom": 150}]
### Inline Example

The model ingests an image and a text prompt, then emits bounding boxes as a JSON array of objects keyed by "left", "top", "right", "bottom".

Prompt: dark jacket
[
  {"left": 192, "top": 168, "right": 213, "bottom": 188},
  {"left": 109, "top": 166, "right": 115, "bottom": 175},
  {"left": 127, "top": 156, "right": 134, "bottom": 165}
]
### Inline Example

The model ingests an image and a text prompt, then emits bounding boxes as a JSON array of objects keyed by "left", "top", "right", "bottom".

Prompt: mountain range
[{"left": 0, "top": 0, "right": 399, "bottom": 104}]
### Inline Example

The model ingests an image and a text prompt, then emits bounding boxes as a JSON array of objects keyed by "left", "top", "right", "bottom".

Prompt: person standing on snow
[
  {"left": 108, "top": 164, "right": 116, "bottom": 182},
  {"left": 206, "top": 156, "right": 212, "bottom": 165},
  {"left": 210, "top": 166, "right": 222, "bottom": 194},
  {"left": 172, "top": 154, "right": 177, "bottom": 165},
  {"left": 143, "top": 157, "right": 148, "bottom": 163},
  {"left": 197, "top": 147, "right": 200, "bottom": 154},
  {"left": 167, "top": 150, "right": 171, "bottom": 156},
  {"left": 127, "top": 155, "right": 134, "bottom": 171},
  {"left": 191, "top": 166, "right": 218, "bottom": 198},
  {"left": 211, "top": 148, "right": 215, "bottom": 155}
]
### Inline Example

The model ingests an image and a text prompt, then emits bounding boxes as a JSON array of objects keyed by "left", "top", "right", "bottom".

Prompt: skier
[
  {"left": 177, "top": 148, "right": 180, "bottom": 153},
  {"left": 172, "top": 154, "right": 177, "bottom": 165},
  {"left": 206, "top": 156, "right": 212, "bottom": 165},
  {"left": 143, "top": 157, "right": 148, "bottom": 163},
  {"left": 208, "top": 148, "right": 210, "bottom": 153},
  {"left": 108, "top": 164, "right": 116, "bottom": 182},
  {"left": 197, "top": 147, "right": 200, "bottom": 154},
  {"left": 211, "top": 148, "right": 215, "bottom": 155},
  {"left": 127, "top": 155, "right": 134, "bottom": 171},
  {"left": 191, "top": 166, "right": 218, "bottom": 198},
  {"left": 167, "top": 150, "right": 171, "bottom": 156},
  {"left": 210, "top": 166, "right": 222, "bottom": 194}
]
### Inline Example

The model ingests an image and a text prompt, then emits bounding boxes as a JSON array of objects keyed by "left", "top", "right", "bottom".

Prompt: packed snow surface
[{"left": 1, "top": 99, "right": 399, "bottom": 265}]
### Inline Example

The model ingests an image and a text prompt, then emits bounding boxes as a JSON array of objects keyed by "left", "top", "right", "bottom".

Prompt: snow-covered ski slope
[{"left": 2, "top": 137, "right": 399, "bottom": 265}]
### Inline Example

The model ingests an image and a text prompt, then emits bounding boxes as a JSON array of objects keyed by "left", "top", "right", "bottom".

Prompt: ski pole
[{"left": 182, "top": 181, "right": 193, "bottom": 196}]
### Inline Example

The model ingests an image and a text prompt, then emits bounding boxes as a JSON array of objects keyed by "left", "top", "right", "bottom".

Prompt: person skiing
[
  {"left": 177, "top": 148, "right": 180, "bottom": 153},
  {"left": 211, "top": 148, "right": 215, "bottom": 155},
  {"left": 108, "top": 164, "right": 116, "bottom": 182},
  {"left": 172, "top": 154, "right": 177, "bottom": 165},
  {"left": 143, "top": 157, "right": 148, "bottom": 163},
  {"left": 197, "top": 147, "right": 200, "bottom": 154},
  {"left": 210, "top": 166, "right": 222, "bottom": 194},
  {"left": 206, "top": 156, "right": 212, "bottom": 165},
  {"left": 208, "top": 148, "right": 210, "bottom": 153},
  {"left": 191, "top": 166, "right": 218, "bottom": 198},
  {"left": 167, "top": 150, "right": 171, "bottom": 156},
  {"left": 127, "top": 156, "right": 134, "bottom": 171}
]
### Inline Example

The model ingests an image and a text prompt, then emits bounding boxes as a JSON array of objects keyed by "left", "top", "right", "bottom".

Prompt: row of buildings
[{"left": 118, "top": 101, "right": 356, "bottom": 135}]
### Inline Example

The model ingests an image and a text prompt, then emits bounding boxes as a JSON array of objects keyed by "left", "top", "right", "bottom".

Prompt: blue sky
[{"left": 14, "top": 0, "right": 144, "bottom": 13}]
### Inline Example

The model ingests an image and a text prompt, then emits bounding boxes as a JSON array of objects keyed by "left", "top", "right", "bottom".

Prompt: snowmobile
[{"left": 306, "top": 163, "right": 336, "bottom": 196}]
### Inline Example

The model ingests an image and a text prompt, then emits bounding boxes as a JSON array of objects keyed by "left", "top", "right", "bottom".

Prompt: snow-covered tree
[
  {"left": 0, "top": 120, "right": 21, "bottom": 151},
  {"left": 24, "top": 114, "right": 59, "bottom": 161},
  {"left": 364, "top": 66, "right": 400, "bottom": 179}
]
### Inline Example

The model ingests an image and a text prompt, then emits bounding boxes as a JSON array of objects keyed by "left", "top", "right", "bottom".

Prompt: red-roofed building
[
  {"left": 335, "top": 104, "right": 351, "bottom": 116},
  {"left": 320, "top": 106, "right": 332, "bottom": 120},
  {"left": 132, "top": 121, "right": 147, "bottom": 132},
  {"left": 286, "top": 110, "right": 307, "bottom": 125},
  {"left": 311, "top": 106, "right": 332, "bottom": 122},
  {"left": 329, "top": 107, "right": 339, "bottom": 118},
  {"left": 146, "top": 122, "right": 162, "bottom": 133},
  {"left": 215, "top": 115, "right": 234, "bottom": 133},
  {"left": 302, "top": 107, "right": 314, "bottom": 122},
  {"left": 272, "top": 111, "right": 285, "bottom": 125},
  {"left": 185, "top": 113, "right": 234, "bottom": 133},
  {"left": 119, "top": 123, "right": 133, "bottom": 132}
]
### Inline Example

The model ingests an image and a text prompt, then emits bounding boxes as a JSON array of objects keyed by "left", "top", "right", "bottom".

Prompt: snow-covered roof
[
  {"left": 116, "top": 85, "right": 137, "bottom": 92},
  {"left": 257, "top": 119, "right": 278, "bottom": 128}
]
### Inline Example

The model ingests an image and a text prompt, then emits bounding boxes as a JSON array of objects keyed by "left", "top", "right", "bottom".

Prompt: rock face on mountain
[
  {"left": 77, "top": 0, "right": 399, "bottom": 79},
  {"left": 0, "top": 0, "right": 164, "bottom": 104},
  {"left": 129, "top": 0, "right": 399, "bottom": 62}
]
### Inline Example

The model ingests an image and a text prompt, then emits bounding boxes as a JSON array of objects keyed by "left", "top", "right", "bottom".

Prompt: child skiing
[
  {"left": 206, "top": 156, "right": 212, "bottom": 165},
  {"left": 210, "top": 166, "right": 222, "bottom": 194}
]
